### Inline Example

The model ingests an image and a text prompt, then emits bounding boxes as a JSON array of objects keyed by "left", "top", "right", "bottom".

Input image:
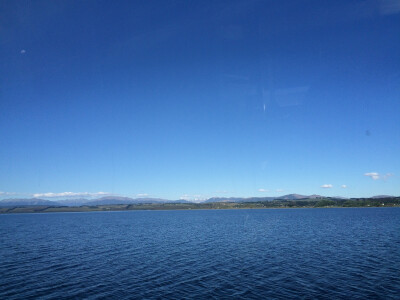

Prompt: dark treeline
[{"left": 0, "top": 197, "right": 399, "bottom": 214}]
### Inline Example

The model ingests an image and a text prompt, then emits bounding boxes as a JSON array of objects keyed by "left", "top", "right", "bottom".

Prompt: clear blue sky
[{"left": 1, "top": 0, "right": 399, "bottom": 200}]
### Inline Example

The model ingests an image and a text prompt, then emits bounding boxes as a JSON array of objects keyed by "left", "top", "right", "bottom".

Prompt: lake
[{"left": 1, "top": 208, "right": 399, "bottom": 299}]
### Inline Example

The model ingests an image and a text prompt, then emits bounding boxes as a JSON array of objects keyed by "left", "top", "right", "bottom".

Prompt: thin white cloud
[
  {"left": 0, "top": 191, "right": 17, "bottom": 196},
  {"left": 136, "top": 193, "right": 149, "bottom": 197},
  {"left": 258, "top": 188, "right": 269, "bottom": 192},
  {"left": 276, "top": 189, "right": 284, "bottom": 192},
  {"left": 383, "top": 173, "right": 394, "bottom": 180},
  {"left": 33, "top": 192, "right": 109, "bottom": 198},
  {"left": 341, "top": 185, "right": 347, "bottom": 188},
  {"left": 364, "top": 172, "right": 394, "bottom": 180},
  {"left": 321, "top": 184, "right": 333, "bottom": 188},
  {"left": 364, "top": 172, "right": 380, "bottom": 180}
]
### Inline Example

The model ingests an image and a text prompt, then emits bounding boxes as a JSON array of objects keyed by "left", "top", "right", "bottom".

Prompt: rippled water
[{"left": 1, "top": 208, "right": 399, "bottom": 299}]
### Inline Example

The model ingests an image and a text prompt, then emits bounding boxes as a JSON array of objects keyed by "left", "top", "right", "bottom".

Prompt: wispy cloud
[
  {"left": 136, "top": 193, "right": 149, "bottom": 197},
  {"left": 33, "top": 192, "right": 109, "bottom": 198},
  {"left": 276, "top": 189, "right": 284, "bottom": 192},
  {"left": 0, "top": 191, "right": 17, "bottom": 196},
  {"left": 364, "top": 172, "right": 394, "bottom": 180},
  {"left": 341, "top": 185, "right": 347, "bottom": 188},
  {"left": 258, "top": 188, "right": 269, "bottom": 192},
  {"left": 321, "top": 184, "right": 333, "bottom": 188},
  {"left": 364, "top": 172, "right": 380, "bottom": 180},
  {"left": 383, "top": 173, "right": 394, "bottom": 180}
]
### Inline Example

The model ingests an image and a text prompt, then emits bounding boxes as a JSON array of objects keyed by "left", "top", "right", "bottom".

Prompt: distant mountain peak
[
  {"left": 371, "top": 195, "right": 393, "bottom": 199},
  {"left": 278, "top": 194, "right": 308, "bottom": 200},
  {"left": 0, "top": 198, "right": 61, "bottom": 207}
]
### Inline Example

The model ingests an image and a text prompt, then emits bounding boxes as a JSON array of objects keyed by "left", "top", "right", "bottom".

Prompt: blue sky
[{"left": 1, "top": 0, "right": 399, "bottom": 200}]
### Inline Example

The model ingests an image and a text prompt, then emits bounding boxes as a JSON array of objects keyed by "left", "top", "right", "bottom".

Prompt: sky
[{"left": 1, "top": 0, "right": 399, "bottom": 201}]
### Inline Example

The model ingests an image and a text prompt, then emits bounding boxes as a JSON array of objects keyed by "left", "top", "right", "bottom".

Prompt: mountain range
[
  {"left": 0, "top": 194, "right": 396, "bottom": 207},
  {"left": 0, "top": 196, "right": 190, "bottom": 207},
  {"left": 205, "top": 194, "right": 326, "bottom": 203}
]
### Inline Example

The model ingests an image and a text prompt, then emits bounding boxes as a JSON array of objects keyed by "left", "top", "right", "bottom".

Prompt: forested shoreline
[{"left": 1, "top": 197, "right": 399, "bottom": 214}]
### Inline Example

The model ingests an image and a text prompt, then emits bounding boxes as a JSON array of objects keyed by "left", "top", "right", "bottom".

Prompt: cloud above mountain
[
  {"left": 0, "top": 191, "right": 16, "bottom": 196},
  {"left": 321, "top": 184, "right": 333, "bottom": 188},
  {"left": 136, "top": 193, "right": 149, "bottom": 197},
  {"left": 33, "top": 192, "right": 110, "bottom": 198}
]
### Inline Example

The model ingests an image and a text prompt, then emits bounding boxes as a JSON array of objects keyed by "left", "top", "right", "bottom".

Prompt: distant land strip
[{"left": 0, "top": 197, "right": 399, "bottom": 214}]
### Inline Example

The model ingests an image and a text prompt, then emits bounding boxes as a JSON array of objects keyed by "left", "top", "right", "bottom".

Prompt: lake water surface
[{"left": 1, "top": 208, "right": 399, "bottom": 299}]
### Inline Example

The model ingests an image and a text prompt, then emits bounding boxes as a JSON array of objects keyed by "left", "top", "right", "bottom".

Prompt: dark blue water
[{"left": 1, "top": 208, "right": 399, "bottom": 299}]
